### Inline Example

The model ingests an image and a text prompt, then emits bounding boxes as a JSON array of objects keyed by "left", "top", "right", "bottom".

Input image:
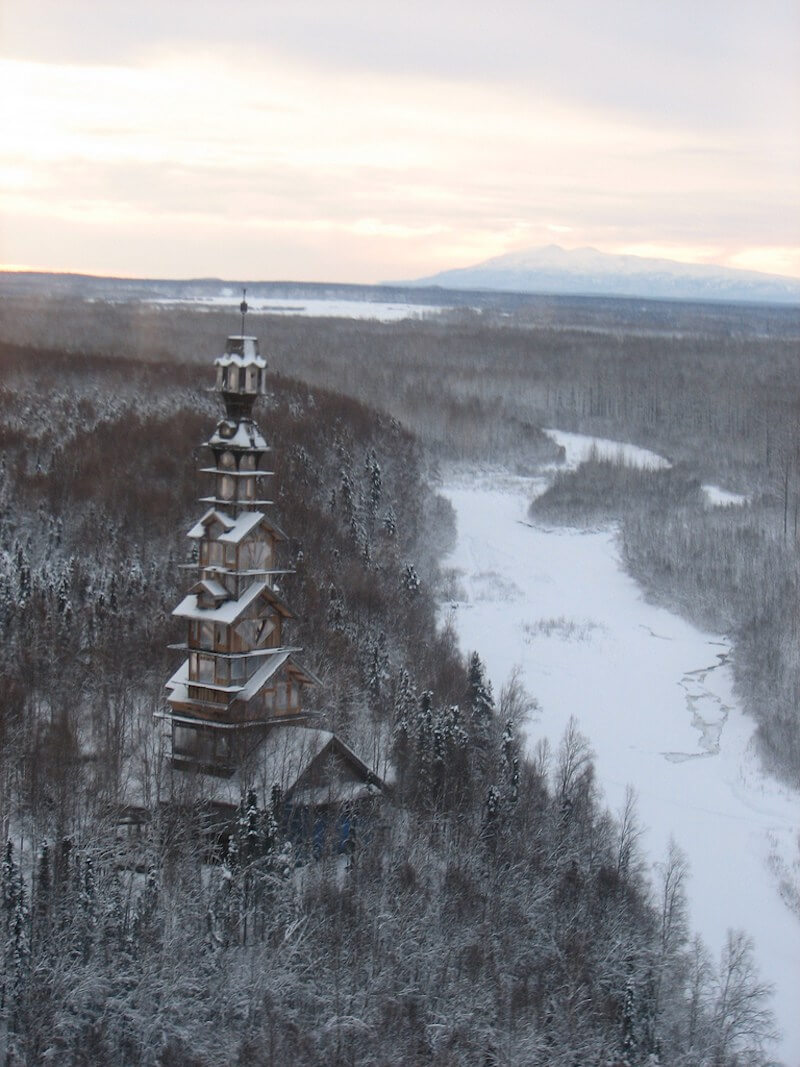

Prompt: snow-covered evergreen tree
[{"left": 468, "top": 651, "right": 494, "bottom": 743}]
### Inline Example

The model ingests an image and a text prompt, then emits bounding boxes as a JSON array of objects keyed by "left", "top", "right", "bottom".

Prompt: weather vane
[{"left": 240, "top": 287, "right": 248, "bottom": 334}]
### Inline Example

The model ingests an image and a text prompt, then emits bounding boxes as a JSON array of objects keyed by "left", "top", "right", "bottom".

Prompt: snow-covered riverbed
[{"left": 440, "top": 461, "right": 800, "bottom": 1066}]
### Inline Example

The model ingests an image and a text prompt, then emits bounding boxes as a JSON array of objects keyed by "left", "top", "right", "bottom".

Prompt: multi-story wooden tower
[{"left": 165, "top": 317, "right": 318, "bottom": 776}]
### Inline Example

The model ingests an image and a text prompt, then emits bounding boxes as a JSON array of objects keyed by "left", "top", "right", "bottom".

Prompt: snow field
[
  {"left": 143, "top": 295, "right": 449, "bottom": 321},
  {"left": 440, "top": 468, "right": 800, "bottom": 1066}
]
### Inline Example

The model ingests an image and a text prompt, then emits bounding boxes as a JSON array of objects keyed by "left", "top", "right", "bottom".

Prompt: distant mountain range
[{"left": 398, "top": 245, "right": 800, "bottom": 305}]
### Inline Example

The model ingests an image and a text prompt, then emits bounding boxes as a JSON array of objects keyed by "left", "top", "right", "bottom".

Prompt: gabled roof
[
  {"left": 187, "top": 507, "right": 287, "bottom": 543},
  {"left": 173, "top": 579, "right": 265, "bottom": 623},
  {"left": 187, "top": 508, "right": 234, "bottom": 539},
  {"left": 166, "top": 720, "right": 384, "bottom": 811},
  {"left": 190, "top": 578, "right": 228, "bottom": 601},
  {"left": 236, "top": 651, "right": 291, "bottom": 701},
  {"left": 244, "top": 726, "right": 381, "bottom": 806},
  {"left": 165, "top": 649, "right": 301, "bottom": 706},
  {"left": 173, "top": 579, "right": 294, "bottom": 625}
]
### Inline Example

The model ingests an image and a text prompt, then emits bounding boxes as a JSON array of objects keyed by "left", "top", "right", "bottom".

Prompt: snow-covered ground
[
  {"left": 143, "top": 295, "right": 449, "bottom": 322},
  {"left": 543, "top": 428, "right": 748, "bottom": 508},
  {"left": 440, "top": 458, "right": 800, "bottom": 1066},
  {"left": 702, "top": 483, "right": 749, "bottom": 507},
  {"left": 543, "top": 427, "right": 671, "bottom": 470}
]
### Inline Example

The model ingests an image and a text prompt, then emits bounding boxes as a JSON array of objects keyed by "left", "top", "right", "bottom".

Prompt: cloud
[
  {"left": 3, "top": 0, "right": 798, "bottom": 133},
  {"left": 0, "top": 2, "right": 798, "bottom": 280}
]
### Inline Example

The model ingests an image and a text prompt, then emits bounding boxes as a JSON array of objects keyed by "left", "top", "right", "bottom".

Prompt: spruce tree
[{"left": 468, "top": 652, "right": 494, "bottom": 744}]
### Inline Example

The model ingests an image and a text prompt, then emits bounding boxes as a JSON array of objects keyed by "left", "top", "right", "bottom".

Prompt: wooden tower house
[{"left": 165, "top": 318, "right": 319, "bottom": 776}]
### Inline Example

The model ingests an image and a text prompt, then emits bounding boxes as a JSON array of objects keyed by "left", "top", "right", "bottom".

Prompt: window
[
  {"left": 190, "top": 654, "right": 214, "bottom": 683},
  {"left": 173, "top": 726, "right": 231, "bottom": 762},
  {"left": 255, "top": 617, "right": 276, "bottom": 648},
  {"left": 219, "top": 475, "right": 235, "bottom": 500},
  {"left": 219, "top": 451, "right": 236, "bottom": 470},
  {"left": 200, "top": 656, "right": 215, "bottom": 683}
]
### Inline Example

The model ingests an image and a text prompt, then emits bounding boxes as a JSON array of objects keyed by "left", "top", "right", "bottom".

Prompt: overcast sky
[{"left": 1, "top": 0, "right": 798, "bottom": 282}]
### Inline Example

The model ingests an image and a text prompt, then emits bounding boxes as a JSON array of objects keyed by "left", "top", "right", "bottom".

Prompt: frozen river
[{"left": 440, "top": 456, "right": 800, "bottom": 1066}]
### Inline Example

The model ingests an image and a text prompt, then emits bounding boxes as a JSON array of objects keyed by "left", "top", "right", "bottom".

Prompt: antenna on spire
[{"left": 239, "top": 287, "right": 248, "bottom": 334}]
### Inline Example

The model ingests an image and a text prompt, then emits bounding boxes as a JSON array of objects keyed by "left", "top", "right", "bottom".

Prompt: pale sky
[{"left": 1, "top": 0, "right": 799, "bottom": 282}]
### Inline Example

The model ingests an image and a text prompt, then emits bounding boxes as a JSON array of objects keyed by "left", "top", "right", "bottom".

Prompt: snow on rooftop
[
  {"left": 209, "top": 420, "right": 268, "bottom": 450},
  {"left": 165, "top": 649, "right": 301, "bottom": 706},
  {"left": 172, "top": 579, "right": 266, "bottom": 623},
  {"left": 214, "top": 336, "right": 266, "bottom": 369},
  {"left": 165, "top": 659, "right": 189, "bottom": 692},
  {"left": 186, "top": 508, "right": 286, "bottom": 544},
  {"left": 192, "top": 578, "right": 228, "bottom": 599},
  {"left": 217, "top": 510, "right": 266, "bottom": 544},
  {"left": 187, "top": 507, "right": 233, "bottom": 539},
  {"left": 215, "top": 353, "right": 267, "bottom": 369},
  {"left": 236, "top": 650, "right": 291, "bottom": 702}
]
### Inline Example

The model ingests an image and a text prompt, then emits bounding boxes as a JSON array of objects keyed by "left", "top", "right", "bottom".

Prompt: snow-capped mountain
[{"left": 401, "top": 245, "right": 800, "bottom": 305}]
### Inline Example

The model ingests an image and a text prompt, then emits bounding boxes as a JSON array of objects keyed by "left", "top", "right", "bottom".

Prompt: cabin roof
[
  {"left": 190, "top": 578, "right": 228, "bottom": 600},
  {"left": 173, "top": 578, "right": 295, "bottom": 626},
  {"left": 165, "top": 649, "right": 300, "bottom": 706},
  {"left": 187, "top": 507, "right": 287, "bottom": 543},
  {"left": 236, "top": 650, "right": 291, "bottom": 701},
  {"left": 208, "top": 420, "right": 268, "bottom": 451},
  {"left": 215, "top": 336, "right": 266, "bottom": 369},
  {"left": 246, "top": 726, "right": 379, "bottom": 805},
  {"left": 172, "top": 579, "right": 265, "bottom": 623},
  {"left": 179, "top": 724, "right": 381, "bottom": 809}
]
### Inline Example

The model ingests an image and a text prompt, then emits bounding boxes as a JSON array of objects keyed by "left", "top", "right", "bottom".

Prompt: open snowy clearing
[
  {"left": 701, "top": 483, "right": 749, "bottom": 507},
  {"left": 543, "top": 427, "right": 671, "bottom": 470},
  {"left": 142, "top": 294, "right": 449, "bottom": 321},
  {"left": 440, "top": 465, "right": 800, "bottom": 1066}
]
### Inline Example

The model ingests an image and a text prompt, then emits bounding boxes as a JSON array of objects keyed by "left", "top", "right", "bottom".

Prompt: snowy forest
[{"left": 0, "top": 289, "right": 795, "bottom": 1065}]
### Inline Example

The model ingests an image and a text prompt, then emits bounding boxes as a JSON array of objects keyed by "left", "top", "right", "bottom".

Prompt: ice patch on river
[{"left": 440, "top": 468, "right": 800, "bottom": 1066}]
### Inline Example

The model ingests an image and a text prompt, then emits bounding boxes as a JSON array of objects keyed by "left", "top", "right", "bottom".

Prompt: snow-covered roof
[
  {"left": 165, "top": 723, "right": 383, "bottom": 810},
  {"left": 236, "top": 650, "right": 291, "bottom": 701},
  {"left": 215, "top": 336, "right": 267, "bottom": 369},
  {"left": 218, "top": 511, "right": 265, "bottom": 544},
  {"left": 186, "top": 508, "right": 287, "bottom": 543},
  {"left": 165, "top": 658, "right": 188, "bottom": 692},
  {"left": 191, "top": 578, "right": 228, "bottom": 600},
  {"left": 242, "top": 726, "right": 374, "bottom": 799},
  {"left": 208, "top": 420, "right": 268, "bottom": 450},
  {"left": 165, "top": 650, "right": 297, "bottom": 707},
  {"left": 187, "top": 508, "right": 234, "bottom": 539},
  {"left": 172, "top": 579, "right": 266, "bottom": 623}
]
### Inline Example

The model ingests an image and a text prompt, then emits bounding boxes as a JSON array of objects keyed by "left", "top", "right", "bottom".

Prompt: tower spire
[{"left": 240, "top": 288, "right": 248, "bottom": 335}]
